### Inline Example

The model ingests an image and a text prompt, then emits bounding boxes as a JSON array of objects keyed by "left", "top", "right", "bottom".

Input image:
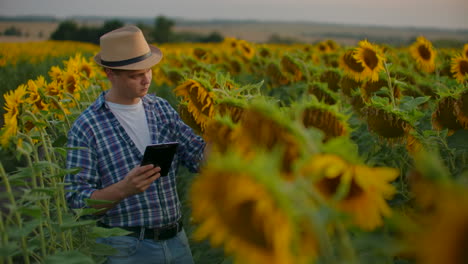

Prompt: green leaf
[
  {"left": 86, "top": 241, "right": 118, "bottom": 256},
  {"left": 90, "top": 226, "right": 132, "bottom": 239},
  {"left": 52, "top": 134, "right": 68, "bottom": 147},
  {"left": 73, "top": 208, "right": 106, "bottom": 217},
  {"left": 18, "top": 206, "right": 42, "bottom": 218},
  {"left": 44, "top": 250, "right": 95, "bottom": 264},
  {"left": 85, "top": 198, "right": 115, "bottom": 206},
  {"left": 60, "top": 219, "right": 97, "bottom": 230},
  {"left": 46, "top": 167, "right": 81, "bottom": 178},
  {"left": 0, "top": 242, "right": 19, "bottom": 257},
  {"left": 30, "top": 187, "right": 58, "bottom": 196},
  {"left": 7, "top": 219, "right": 41, "bottom": 238},
  {"left": 399, "top": 96, "right": 429, "bottom": 111}
]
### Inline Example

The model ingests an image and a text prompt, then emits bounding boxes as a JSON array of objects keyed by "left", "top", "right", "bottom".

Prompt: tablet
[{"left": 140, "top": 142, "right": 179, "bottom": 176}]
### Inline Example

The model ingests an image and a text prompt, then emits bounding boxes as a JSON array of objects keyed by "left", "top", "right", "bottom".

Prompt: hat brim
[{"left": 94, "top": 45, "right": 163, "bottom": 70}]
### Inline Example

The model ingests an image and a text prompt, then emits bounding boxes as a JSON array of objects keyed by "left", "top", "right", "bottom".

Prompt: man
[{"left": 64, "top": 25, "right": 205, "bottom": 263}]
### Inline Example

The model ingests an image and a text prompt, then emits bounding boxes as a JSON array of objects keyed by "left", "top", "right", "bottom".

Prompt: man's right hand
[
  {"left": 89, "top": 164, "right": 161, "bottom": 213},
  {"left": 119, "top": 164, "right": 162, "bottom": 197}
]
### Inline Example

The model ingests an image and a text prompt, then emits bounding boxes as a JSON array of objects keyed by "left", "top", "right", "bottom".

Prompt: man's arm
[{"left": 89, "top": 164, "right": 161, "bottom": 213}]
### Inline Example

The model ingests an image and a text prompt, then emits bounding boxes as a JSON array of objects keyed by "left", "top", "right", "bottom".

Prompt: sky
[{"left": 1, "top": 0, "right": 467, "bottom": 30}]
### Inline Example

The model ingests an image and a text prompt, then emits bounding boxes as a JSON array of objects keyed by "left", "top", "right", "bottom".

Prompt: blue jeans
[{"left": 96, "top": 229, "right": 194, "bottom": 264}]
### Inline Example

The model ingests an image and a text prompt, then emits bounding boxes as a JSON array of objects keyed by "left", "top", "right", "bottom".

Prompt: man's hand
[
  {"left": 89, "top": 164, "right": 161, "bottom": 213},
  {"left": 118, "top": 164, "right": 161, "bottom": 197}
]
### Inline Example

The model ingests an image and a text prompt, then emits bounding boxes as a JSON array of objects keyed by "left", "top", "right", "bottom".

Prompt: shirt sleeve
[
  {"left": 161, "top": 99, "right": 206, "bottom": 173},
  {"left": 64, "top": 120, "right": 100, "bottom": 209}
]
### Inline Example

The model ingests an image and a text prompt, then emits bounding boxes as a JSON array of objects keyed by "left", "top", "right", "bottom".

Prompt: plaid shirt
[{"left": 65, "top": 92, "right": 205, "bottom": 228}]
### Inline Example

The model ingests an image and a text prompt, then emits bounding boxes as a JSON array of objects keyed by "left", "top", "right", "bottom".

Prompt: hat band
[{"left": 100, "top": 51, "right": 152, "bottom": 67}]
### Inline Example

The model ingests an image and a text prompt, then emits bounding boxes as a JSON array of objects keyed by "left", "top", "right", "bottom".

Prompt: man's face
[{"left": 107, "top": 68, "right": 152, "bottom": 102}]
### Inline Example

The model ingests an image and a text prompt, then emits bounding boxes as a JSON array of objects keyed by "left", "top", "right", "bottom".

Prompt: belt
[{"left": 97, "top": 219, "right": 183, "bottom": 241}]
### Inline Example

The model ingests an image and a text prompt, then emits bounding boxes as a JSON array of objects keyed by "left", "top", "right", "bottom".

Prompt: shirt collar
[{"left": 92, "top": 91, "right": 157, "bottom": 111}]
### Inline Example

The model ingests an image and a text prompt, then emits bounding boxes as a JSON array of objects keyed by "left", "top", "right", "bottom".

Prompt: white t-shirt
[{"left": 106, "top": 99, "right": 151, "bottom": 154}]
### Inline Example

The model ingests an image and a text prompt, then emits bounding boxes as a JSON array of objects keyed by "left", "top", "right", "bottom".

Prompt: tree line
[{"left": 50, "top": 16, "right": 224, "bottom": 44}]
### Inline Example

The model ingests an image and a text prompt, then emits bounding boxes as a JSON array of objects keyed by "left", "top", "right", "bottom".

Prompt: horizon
[
  {"left": 1, "top": 14, "right": 467, "bottom": 33},
  {"left": 1, "top": 0, "right": 467, "bottom": 31}
]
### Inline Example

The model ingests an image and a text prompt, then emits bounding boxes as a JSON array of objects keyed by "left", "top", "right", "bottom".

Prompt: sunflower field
[{"left": 0, "top": 36, "right": 467, "bottom": 264}]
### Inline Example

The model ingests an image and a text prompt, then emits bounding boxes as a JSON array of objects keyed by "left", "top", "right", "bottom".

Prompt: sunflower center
[
  {"left": 316, "top": 175, "right": 363, "bottom": 200},
  {"left": 344, "top": 51, "right": 365, "bottom": 73},
  {"left": 345, "top": 178, "right": 364, "bottom": 201},
  {"left": 455, "top": 225, "right": 468, "bottom": 263},
  {"left": 459, "top": 60, "right": 468, "bottom": 75},
  {"left": 317, "top": 176, "right": 341, "bottom": 197},
  {"left": 363, "top": 48, "right": 379, "bottom": 70},
  {"left": 229, "top": 200, "right": 272, "bottom": 251},
  {"left": 418, "top": 45, "right": 432, "bottom": 61},
  {"left": 188, "top": 85, "right": 212, "bottom": 116},
  {"left": 65, "top": 76, "right": 77, "bottom": 94}
]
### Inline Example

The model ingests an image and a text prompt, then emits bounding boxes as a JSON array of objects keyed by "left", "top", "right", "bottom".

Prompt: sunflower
[
  {"left": 281, "top": 55, "right": 304, "bottom": 83},
  {"left": 193, "top": 47, "right": 210, "bottom": 63},
  {"left": 178, "top": 102, "right": 202, "bottom": 135},
  {"left": 362, "top": 106, "right": 412, "bottom": 142},
  {"left": 319, "top": 68, "right": 342, "bottom": 92},
  {"left": 300, "top": 153, "right": 399, "bottom": 230},
  {"left": 410, "top": 36, "right": 437, "bottom": 73},
  {"left": 231, "top": 99, "right": 307, "bottom": 178},
  {"left": 454, "top": 90, "right": 468, "bottom": 128},
  {"left": 202, "top": 116, "right": 237, "bottom": 153},
  {"left": 238, "top": 39, "right": 256, "bottom": 60},
  {"left": 299, "top": 101, "right": 350, "bottom": 141},
  {"left": 48, "top": 66, "right": 63, "bottom": 82},
  {"left": 1, "top": 85, "right": 27, "bottom": 147},
  {"left": 353, "top": 40, "right": 386, "bottom": 81},
  {"left": 215, "top": 98, "right": 246, "bottom": 123},
  {"left": 339, "top": 75, "right": 361, "bottom": 97},
  {"left": 339, "top": 49, "right": 365, "bottom": 82},
  {"left": 190, "top": 151, "right": 300, "bottom": 264},
  {"left": 406, "top": 132, "right": 424, "bottom": 155},
  {"left": 25, "top": 77, "right": 49, "bottom": 112},
  {"left": 174, "top": 78, "right": 216, "bottom": 131},
  {"left": 361, "top": 77, "right": 401, "bottom": 103},
  {"left": 307, "top": 81, "right": 339, "bottom": 105},
  {"left": 432, "top": 96, "right": 463, "bottom": 136},
  {"left": 66, "top": 53, "right": 97, "bottom": 79},
  {"left": 325, "top": 39, "right": 339, "bottom": 52},
  {"left": 463, "top": 43, "right": 468, "bottom": 58},
  {"left": 266, "top": 62, "right": 290, "bottom": 87},
  {"left": 61, "top": 69, "right": 82, "bottom": 100},
  {"left": 405, "top": 185, "right": 468, "bottom": 264},
  {"left": 450, "top": 55, "right": 468, "bottom": 83}
]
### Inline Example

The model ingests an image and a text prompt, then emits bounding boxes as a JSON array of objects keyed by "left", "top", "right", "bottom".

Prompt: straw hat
[{"left": 94, "top": 26, "right": 163, "bottom": 70}]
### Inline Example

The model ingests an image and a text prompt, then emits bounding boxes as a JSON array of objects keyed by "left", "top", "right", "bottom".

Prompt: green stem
[
  {"left": 336, "top": 223, "right": 358, "bottom": 264},
  {"left": 383, "top": 61, "right": 396, "bottom": 108},
  {"left": 46, "top": 95, "right": 72, "bottom": 130},
  {"left": 0, "top": 164, "right": 30, "bottom": 264},
  {"left": 296, "top": 178, "right": 337, "bottom": 264},
  {"left": 0, "top": 211, "right": 13, "bottom": 264}
]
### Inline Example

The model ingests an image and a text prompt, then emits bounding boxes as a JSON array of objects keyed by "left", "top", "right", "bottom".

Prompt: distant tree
[
  {"left": 267, "top": 33, "right": 300, "bottom": 44},
  {"left": 3, "top": 26, "right": 22, "bottom": 36},
  {"left": 200, "top": 31, "right": 224, "bottom": 43},
  {"left": 136, "top": 22, "right": 154, "bottom": 43},
  {"left": 153, "top": 16, "right": 174, "bottom": 43},
  {"left": 77, "top": 26, "right": 100, "bottom": 43},
  {"left": 97, "top": 19, "right": 124, "bottom": 38},
  {"left": 50, "top": 19, "right": 124, "bottom": 44},
  {"left": 50, "top": 20, "right": 79, "bottom": 40}
]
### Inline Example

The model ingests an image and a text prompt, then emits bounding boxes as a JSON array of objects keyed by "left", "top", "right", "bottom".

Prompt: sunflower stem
[
  {"left": 383, "top": 62, "right": 396, "bottom": 109},
  {"left": 0, "top": 164, "right": 30, "bottom": 264},
  {"left": 0, "top": 210, "right": 13, "bottom": 264}
]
